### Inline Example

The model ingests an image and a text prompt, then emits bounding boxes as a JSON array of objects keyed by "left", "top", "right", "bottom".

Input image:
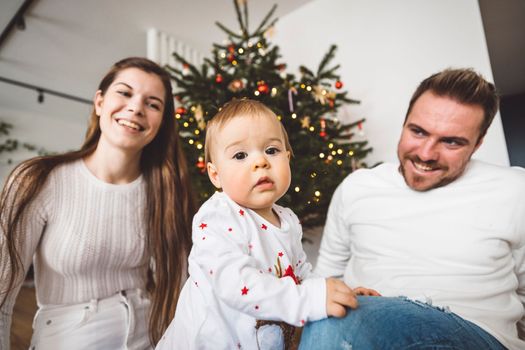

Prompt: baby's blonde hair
[{"left": 204, "top": 99, "right": 293, "bottom": 164}]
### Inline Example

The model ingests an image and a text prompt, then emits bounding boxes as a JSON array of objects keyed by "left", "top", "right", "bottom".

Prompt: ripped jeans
[{"left": 299, "top": 296, "right": 507, "bottom": 350}]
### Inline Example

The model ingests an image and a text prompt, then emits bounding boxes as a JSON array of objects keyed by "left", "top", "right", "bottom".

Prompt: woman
[{"left": 0, "top": 57, "right": 196, "bottom": 349}]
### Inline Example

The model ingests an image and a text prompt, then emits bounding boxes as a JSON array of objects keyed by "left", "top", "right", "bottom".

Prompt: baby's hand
[
  {"left": 325, "top": 278, "right": 358, "bottom": 318},
  {"left": 353, "top": 286, "right": 381, "bottom": 296}
]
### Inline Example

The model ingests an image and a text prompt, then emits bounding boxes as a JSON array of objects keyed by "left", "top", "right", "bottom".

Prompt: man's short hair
[
  {"left": 204, "top": 98, "right": 293, "bottom": 164},
  {"left": 405, "top": 68, "right": 499, "bottom": 142}
]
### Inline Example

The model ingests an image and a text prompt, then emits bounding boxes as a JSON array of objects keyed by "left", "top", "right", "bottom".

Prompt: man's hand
[{"left": 325, "top": 278, "right": 358, "bottom": 318}]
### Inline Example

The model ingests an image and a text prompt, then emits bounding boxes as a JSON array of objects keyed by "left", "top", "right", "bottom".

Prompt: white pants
[{"left": 30, "top": 289, "right": 152, "bottom": 350}]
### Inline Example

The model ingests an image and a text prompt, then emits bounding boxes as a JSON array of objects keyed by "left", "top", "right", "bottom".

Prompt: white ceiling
[{"left": 0, "top": 0, "right": 312, "bottom": 123}]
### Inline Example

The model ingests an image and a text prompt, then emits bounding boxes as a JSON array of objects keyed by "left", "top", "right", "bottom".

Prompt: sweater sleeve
[
  {"left": 314, "top": 182, "right": 351, "bottom": 279},
  {"left": 0, "top": 174, "right": 49, "bottom": 350},
  {"left": 514, "top": 243, "right": 525, "bottom": 340},
  {"left": 188, "top": 206, "right": 326, "bottom": 326}
]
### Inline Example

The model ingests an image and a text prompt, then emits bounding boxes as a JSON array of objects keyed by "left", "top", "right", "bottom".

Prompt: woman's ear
[
  {"left": 207, "top": 162, "right": 222, "bottom": 189},
  {"left": 94, "top": 90, "right": 103, "bottom": 116}
]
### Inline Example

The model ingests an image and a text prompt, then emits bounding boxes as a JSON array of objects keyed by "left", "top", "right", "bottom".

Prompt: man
[{"left": 299, "top": 68, "right": 525, "bottom": 350}]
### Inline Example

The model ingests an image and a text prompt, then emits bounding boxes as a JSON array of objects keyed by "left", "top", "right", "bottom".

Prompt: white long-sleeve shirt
[
  {"left": 316, "top": 159, "right": 525, "bottom": 350},
  {"left": 157, "top": 192, "right": 326, "bottom": 350},
  {"left": 0, "top": 159, "right": 149, "bottom": 349}
]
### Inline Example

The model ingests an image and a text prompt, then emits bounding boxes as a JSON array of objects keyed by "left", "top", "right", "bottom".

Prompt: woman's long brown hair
[{"left": 0, "top": 57, "right": 196, "bottom": 345}]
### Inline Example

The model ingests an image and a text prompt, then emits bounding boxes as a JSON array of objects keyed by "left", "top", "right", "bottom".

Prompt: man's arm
[
  {"left": 514, "top": 243, "right": 525, "bottom": 340},
  {"left": 314, "top": 183, "right": 351, "bottom": 279}
]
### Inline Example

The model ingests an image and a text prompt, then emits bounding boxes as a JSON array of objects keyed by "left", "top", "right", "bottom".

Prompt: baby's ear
[{"left": 207, "top": 162, "right": 222, "bottom": 189}]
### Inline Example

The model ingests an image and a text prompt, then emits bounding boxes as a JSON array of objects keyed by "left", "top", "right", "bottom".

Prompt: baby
[{"left": 157, "top": 99, "right": 378, "bottom": 349}]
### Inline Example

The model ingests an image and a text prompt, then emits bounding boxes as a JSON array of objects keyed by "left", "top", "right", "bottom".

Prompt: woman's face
[{"left": 94, "top": 67, "right": 165, "bottom": 155}]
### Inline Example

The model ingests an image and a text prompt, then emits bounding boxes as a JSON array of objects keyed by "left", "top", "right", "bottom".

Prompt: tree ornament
[
  {"left": 215, "top": 74, "right": 223, "bottom": 83},
  {"left": 358, "top": 121, "right": 365, "bottom": 136},
  {"left": 288, "top": 87, "right": 297, "bottom": 112},
  {"left": 228, "top": 44, "right": 236, "bottom": 53},
  {"left": 335, "top": 80, "right": 343, "bottom": 89},
  {"left": 301, "top": 116, "right": 311, "bottom": 129},
  {"left": 257, "top": 81, "right": 269, "bottom": 94},
  {"left": 313, "top": 85, "right": 334, "bottom": 105},
  {"left": 351, "top": 157, "right": 360, "bottom": 171},
  {"left": 228, "top": 79, "right": 244, "bottom": 92},
  {"left": 227, "top": 54, "right": 235, "bottom": 63},
  {"left": 264, "top": 25, "right": 276, "bottom": 38},
  {"left": 319, "top": 118, "right": 327, "bottom": 138},
  {"left": 194, "top": 105, "right": 206, "bottom": 130},
  {"left": 196, "top": 156, "right": 206, "bottom": 172},
  {"left": 182, "top": 63, "right": 190, "bottom": 75},
  {"left": 176, "top": 107, "right": 187, "bottom": 115}
]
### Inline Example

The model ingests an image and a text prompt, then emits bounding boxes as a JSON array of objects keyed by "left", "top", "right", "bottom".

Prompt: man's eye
[
  {"left": 410, "top": 128, "right": 425, "bottom": 136},
  {"left": 233, "top": 152, "right": 247, "bottom": 160},
  {"left": 265, "top": 147, "right": 280, "bottom": 155}
]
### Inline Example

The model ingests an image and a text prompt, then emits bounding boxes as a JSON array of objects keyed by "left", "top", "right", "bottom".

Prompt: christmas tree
[{"left": 167, "top": 0, "right": 373, "bottom": 227}]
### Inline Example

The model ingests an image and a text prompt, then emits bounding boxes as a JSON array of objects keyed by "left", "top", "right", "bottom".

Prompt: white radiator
[{"left": 147, "top": 28, "right": 205, "bottom": 70}]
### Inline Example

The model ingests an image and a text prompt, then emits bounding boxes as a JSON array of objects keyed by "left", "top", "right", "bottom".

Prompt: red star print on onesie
[
  {"left": 239, "top": 209, "right": 244, "bottom": 216},
  {"left": 199, "top": 222, "right": 207, "bottom": 229},
  {"left": 278, "top": 252, "right": 284, "bottom": 257},
  {"left": 241, "top": 286, "right": 249, "bottom": 295},
  {"left": 261, "top": 224, "right": 268, "bottom": 230}
]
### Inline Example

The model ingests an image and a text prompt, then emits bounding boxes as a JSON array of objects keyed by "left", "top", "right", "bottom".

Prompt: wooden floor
[{"left": 10, "top": 285, "right": 37, "bottom": 350}]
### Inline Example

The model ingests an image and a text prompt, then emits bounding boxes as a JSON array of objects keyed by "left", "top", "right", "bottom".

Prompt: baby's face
[{"left": 207, "top": 114, "right": 291, "bottom": 216}]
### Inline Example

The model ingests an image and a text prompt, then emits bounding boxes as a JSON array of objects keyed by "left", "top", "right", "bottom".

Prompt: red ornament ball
[
  {"left": 228, "top": 44, "right": 235, "bottom": 53},
  {"left": 335, "top": 80, "right": 343, "bottom": 89},
  {"left": 175, "top": 107, "right": 187, "bottom": 115},
  {"left": 257, "top": 81, "right": 269, "bottom": 94},
  {"left": 319, "top": 131, "right": 327, "bottom": 138},
  {"left": 215, "top": 74, "right": 223, "bottom": 83}
]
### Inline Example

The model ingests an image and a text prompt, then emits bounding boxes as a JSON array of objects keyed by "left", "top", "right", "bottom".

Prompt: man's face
[{"left": 397, "top": 91, "right": 484, "bottom": 191}]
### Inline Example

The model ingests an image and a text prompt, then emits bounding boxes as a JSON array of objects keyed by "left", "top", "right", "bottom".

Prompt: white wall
[
  {"left": 0, "top": 86, "right": 89, "bottom": 180},
  {"left": 274, "top": 0, "right": 509, "bottom": 166}
]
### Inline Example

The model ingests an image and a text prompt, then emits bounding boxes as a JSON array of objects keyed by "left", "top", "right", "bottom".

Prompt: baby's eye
[
  {"left": 233, "top": 152, "right": 248, "bottom": 160},
  {"left": 265, "top": 147, "right": 280, "bottom": 155}
]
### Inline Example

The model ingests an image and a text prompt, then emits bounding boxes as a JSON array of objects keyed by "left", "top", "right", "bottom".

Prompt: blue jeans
[{"left": 299, "top": 296, "right": 507, "bottom": 350}]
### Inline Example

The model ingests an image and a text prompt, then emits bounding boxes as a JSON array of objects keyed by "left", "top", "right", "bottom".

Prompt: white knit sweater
[
  {"left": 315, "top": 160, "right": 525, "bottom": 350},
  {"left": 0, "top": 159, "right": 149, "bottom": 349}
]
